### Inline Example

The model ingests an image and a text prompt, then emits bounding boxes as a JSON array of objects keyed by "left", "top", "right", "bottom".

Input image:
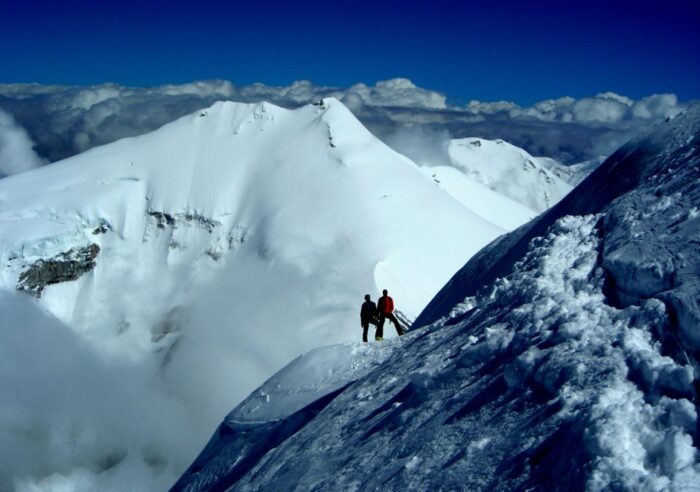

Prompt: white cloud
[
  {"left": 464, "top": 91, "right": 685, "bottom": 127},
  {"left": 631, "top": 93, "right": 681, "bottom": 119},
  {"left": 383, "top": 125, "right": 452, "bottom": 167},
  {"left": 594, "top": 92, "right": 634, "bottom": 105},
  {"left": 466, "top": 99, "right": 518, "bottom": 115},
  {"left": 65, "top": 85, "right": 122, "bottom": 110},
  {"left": 347, "top": 78, "right": 447, "bottom": 109},
  {"left": 519, "top": 96, "right": 577, "bottom": 121},
  {"left": 0, "top": 292, "right": 186, "bottom": 490},
  {"left": 0, "top": 108, "right": 46, "bottom": 177},
  {"left": 0, "top": 80, "right": 689, "bottom": 166},
  {"left": 339, "top": 91, "right": 366, "bottom": 113},
  {"left": 572, "top": 97, "right": 630, "bottom": 124}
]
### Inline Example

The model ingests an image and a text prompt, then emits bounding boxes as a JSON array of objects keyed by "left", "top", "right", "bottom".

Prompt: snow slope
[
  {"left": 446, "top": 138, "right": 573, "bottom": 212},
  {"left": 173, "top": 106, "right": 700, "bottom": 490},
  {"left": 418, "top": 165, "right": 537, "bottom": 230},
  {"left": 0, "top": 99, "right": 536, "bottom": 490},
  {"left": 539, "top": 155, "right": 606, "bottom": 187}
]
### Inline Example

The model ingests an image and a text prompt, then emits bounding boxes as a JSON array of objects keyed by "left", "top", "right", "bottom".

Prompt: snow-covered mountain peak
[
  {"left": 446, "top": 137, "right": 572, "bottom": 212},
  {"left": 0, "top": 97, "right": 415, "bottom": 225},
  {"left": 1, "top": 97, "right": 542, "bottom": 490}
]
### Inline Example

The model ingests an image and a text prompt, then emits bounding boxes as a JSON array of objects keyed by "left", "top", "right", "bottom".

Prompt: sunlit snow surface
[
  {"left": 0, "top": 99, "right": 545, "bottom": 490},
  {"left": 445, "top": 138, "right": 572, "bottom": 212},
  {"left": 174, "top": 107, "right": 700, "bottom": 490}
]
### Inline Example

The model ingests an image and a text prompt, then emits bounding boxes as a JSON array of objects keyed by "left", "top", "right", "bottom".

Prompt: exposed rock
[
  {"left": 205, "top": 248, "right": 222, "bottom": 261},
  {"left": 148, "top": 211, "right": 176, "bottom": 229},
  {"left": 17, "top": 244, "right": 100, "bottom": 297},
  {"left": 147, "top": 210, "right": 221, "bottom": 233},
  {"left": 177, "top": 212, "right": 221, "bottom": 233},
  {"left": 92, "top": 224, "right": 109, "bottom": 235},
  {"left": 228, "top": 225, "right": 248, "bottom": 249}
]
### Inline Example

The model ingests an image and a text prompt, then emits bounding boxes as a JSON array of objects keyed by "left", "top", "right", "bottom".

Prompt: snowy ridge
[
  {"left": 173, "top": 106, "right": 700, "bottom": 490},
  {"left": 540, "top": 155, "right": 606, "bottom": 187},
  {"left": 0, "top": 98, "right": 539, "bottom": 490},
  {"left": 415, "top": 107, "right": 700, "bottom": 333},
  {"left": 446, "top": 138, "right": 573, "bottom": 212},
  {"left": 418, "top": 165, "right": 537, "bottom": 230},
  {"left": 0, "top": 98, "right": 509, "bottom": 323}
]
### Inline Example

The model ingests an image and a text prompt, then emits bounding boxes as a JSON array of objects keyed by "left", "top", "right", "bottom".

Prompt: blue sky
[{"left": 1, "top": 0, "right": 698, "bottom": 105}]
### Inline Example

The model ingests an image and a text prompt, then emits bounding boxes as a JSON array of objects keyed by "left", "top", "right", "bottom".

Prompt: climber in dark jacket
[
  {"left": 360, "top": 294, "right": 379, "bottom": 343},
  {"left": 376, "top": 289, "right": 404, "bottom": 340}
]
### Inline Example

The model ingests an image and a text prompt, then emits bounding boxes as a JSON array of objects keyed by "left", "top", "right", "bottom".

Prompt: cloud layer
[
  {"left": 0, "top": 108, "right": 45, "bottom": 177},
  {"left": 0, "top": 79, "right": 689, "bottom": 173}
]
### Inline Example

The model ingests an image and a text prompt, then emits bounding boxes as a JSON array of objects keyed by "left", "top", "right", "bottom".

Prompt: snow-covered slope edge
[
  {"left": 416, "top": 109, "right": 699, "bottom": 334},
  {"left": 173, "top": 106, "right": 700, "bottom": 490},
  {"left": 540, "top": 155, "right": 606, "bottom": 187},
  {"left": 445, "top": 137, "right": 573, "bottom": 212},
  {"left": 2, "top": 97, "right": 536, "bottom": 491}
]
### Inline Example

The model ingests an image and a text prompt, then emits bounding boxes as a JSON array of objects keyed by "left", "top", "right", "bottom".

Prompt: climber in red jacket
[{"left": 376, "top": 289, "right": 405, "bottom": 340}]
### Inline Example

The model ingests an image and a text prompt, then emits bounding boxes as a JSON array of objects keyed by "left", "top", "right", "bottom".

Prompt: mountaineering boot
[{"left": 375, "top": 336, "right": 383, "bottom": 341}]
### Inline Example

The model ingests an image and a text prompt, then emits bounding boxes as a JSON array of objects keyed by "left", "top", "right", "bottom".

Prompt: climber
[
  {"left": 360, "top": 294, "right": 379, "bottom": 343},
  {"left": 377, "top": 289, "right": 405, "bottom": 340}
]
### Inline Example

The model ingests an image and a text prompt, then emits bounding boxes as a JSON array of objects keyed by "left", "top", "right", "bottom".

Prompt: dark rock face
[
  {"left": 17, "top": 244, "right": 100, "bottom": 297},
  {"left": 92, "top": 224, "right": 109, "bottom": 235},
  {"left": 148, "top": 211, "right": 176, "bottom": 229},
  {"left": 147, "top": 210, "right": 221, "bottom": 233},
  {"left": 178, "top": 212, "right": 220, "bottom": 233}
]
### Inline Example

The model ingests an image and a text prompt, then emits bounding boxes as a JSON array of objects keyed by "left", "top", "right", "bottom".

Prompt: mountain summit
[{"left": 1, "top": 98, "right": 539, "bottom": 490}]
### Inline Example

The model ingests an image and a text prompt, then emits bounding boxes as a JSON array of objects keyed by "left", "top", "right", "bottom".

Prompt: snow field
[{"left": 0, "top": 98, "right": 547, "bottom": 490}]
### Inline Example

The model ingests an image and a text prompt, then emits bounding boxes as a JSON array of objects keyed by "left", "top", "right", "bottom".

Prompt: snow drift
[{"left": 174, "top": 107, "right": 700, "bottom": 490}]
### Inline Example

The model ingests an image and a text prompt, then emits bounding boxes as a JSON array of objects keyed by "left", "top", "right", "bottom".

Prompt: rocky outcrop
[
  {"left": 148, "top": 211, "right": 176, "bottom": 229},
  {"left": 147, "top": 210, "right": 221, "bottom": 233},
  {"left": 16, "top": 244, "right": 100, "bottom": 297}
]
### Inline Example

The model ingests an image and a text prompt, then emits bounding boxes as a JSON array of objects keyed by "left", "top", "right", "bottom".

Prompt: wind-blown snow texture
[{"left": 174, "top": 107, "right": 700, "bottom": 491}]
